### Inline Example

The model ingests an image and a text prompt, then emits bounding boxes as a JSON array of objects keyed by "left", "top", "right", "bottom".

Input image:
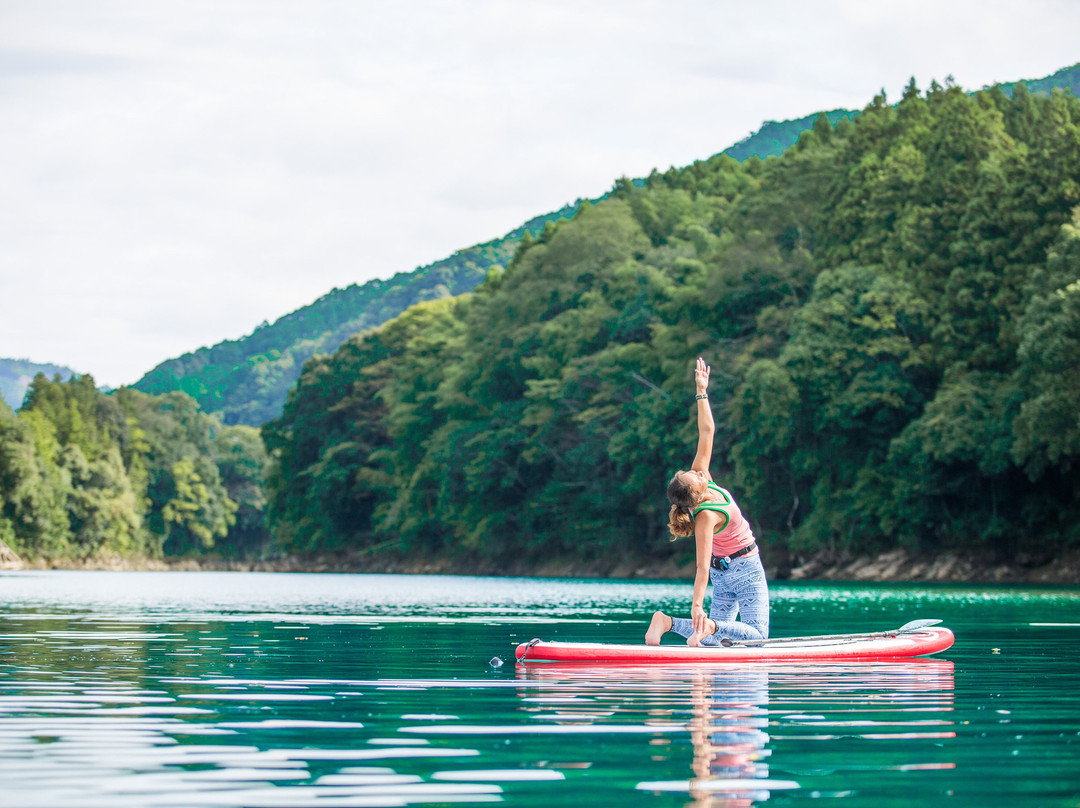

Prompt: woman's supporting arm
[{"left": 690, "top": 511, "right": 715, "bottom": 633}]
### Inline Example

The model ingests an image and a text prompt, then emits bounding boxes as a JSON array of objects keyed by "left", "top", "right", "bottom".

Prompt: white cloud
[{"left": 1, "top": 0, "right": 1078, "bottom": 386}]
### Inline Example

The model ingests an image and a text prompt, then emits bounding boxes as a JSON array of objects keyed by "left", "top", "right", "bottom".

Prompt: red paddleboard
[{"left": 515, "top": 626, "right": 954, "bottom": 664}]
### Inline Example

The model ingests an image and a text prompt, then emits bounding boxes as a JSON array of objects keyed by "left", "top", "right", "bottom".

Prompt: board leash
[{"left": 518, "top": 637, "right": 542, "bottom": 663}]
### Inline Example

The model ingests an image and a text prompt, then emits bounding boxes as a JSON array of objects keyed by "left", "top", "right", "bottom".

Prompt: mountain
[
  {"left": 133, "top": 62, "right": 1080, "bottom": 426},
  {"left": 717, "top": 61, "right": 1080, "bottom": 163},
  {"left": 721, "top": 108, "right": 857, "bottom": 161},
  {"left": 998, "top": 61, "right": 1080, "bottom": 97},
  {"left": 263, "top": 76, "right": 1080, "bottom": 569},
  {"left": 132, "top": 200, "right": 593, "bottom": 425},
  {"left": 0, "top": 358, "right": 78, "bottom": 410}
]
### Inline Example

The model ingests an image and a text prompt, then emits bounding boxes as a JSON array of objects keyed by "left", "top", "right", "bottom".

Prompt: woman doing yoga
[{"left": 645, "top": 357, "right": 770, "bottom": 647}]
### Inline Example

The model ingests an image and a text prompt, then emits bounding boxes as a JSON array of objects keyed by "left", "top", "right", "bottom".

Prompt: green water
[{"left": 1, "top": 571, "right": 1078, "bottom": 807}]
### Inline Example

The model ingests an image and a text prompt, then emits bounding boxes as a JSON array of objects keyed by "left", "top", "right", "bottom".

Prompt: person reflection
[
  {"left": 685, "top": 667, "right": 771, "bottom": 808},
  {"left": 513, "top": 662, "right": 770, "bottom": 803}
]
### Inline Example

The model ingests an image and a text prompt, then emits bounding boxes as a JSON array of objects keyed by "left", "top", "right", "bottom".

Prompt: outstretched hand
[{"left": 695, "top": 357, "right": 710, "bottom": 395}]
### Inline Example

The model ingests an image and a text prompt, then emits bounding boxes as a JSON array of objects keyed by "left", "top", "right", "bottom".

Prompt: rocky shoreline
[
  {"left": 784, "top": 548, "right": 1080, "bottom": 585},
  {"left": 10, "top": 546, "right": 1080, "bottom": 584}
]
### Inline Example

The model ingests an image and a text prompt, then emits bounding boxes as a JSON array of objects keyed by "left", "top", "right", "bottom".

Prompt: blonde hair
[
  {"left": 666, "top": 471, "right": 699, "bottom": 540},
  {"left": 667, "top": 504, "right": 695, "bottom": 540}
]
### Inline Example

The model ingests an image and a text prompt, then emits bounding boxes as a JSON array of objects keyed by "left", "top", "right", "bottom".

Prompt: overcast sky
[{"left": 2, "top": 0, "right": 1078, "bottom": 387}]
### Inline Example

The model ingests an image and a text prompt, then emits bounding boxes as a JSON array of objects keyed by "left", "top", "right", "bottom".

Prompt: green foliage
[
  {"left": 0, "top": 398, "right": 69, "bottom": 555},
  {"left": 262, "top": 297, "right": 466, "bottom": 553},
  {"left": 0, "top": 376, "right": 266, "bottom": 560},
  {"left": 1012, "top": 213, "right": 1080, "bottom": 477},
  {"left": 997, "top": 61, "right": 1080, "bottom": 99},
  {"left": 114, "top": 389, "right": 244, "bottom": 555},
  {"left": 17, "top": 375, "right": 147, "bottom": 557},
  {"left": 160, "top": 456, "right": 236, "bottom": 552},
  {"left": 126, "top": 63, "right": 1080, "bottom": 442},
  {"left": 9, "top": 63, "right": 1080, "bottom": 568},
  {"left": 61, "top": 444, "right": 142, "bottom": 555},
  {"left": 213, "top": 425, "right": 269, "bottom": 554},
  {"left": 266, "top": 77, "right": 1080, "bottom": 566},
  {"left": 723, "top": 109, "right": 858, "bottom": 162}
]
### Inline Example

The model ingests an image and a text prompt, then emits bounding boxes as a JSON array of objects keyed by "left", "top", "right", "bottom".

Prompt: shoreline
[{"left": 10, "top": 546, "right": 1080, "bottom": 584}]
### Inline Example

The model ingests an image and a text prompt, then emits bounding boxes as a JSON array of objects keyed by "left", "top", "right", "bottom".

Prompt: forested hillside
[
  {"left": 999, "top": 61, "right": 1080, "bottom": 98},
  {"left": 723, "top": 109, "right": 857, "bottom": 161},
  {"left": 0, "top": 358, "right": 77, "bottom": 410},
  {"left": 132, "top": 201, "right": 592, "bottom": 425},
  {"left": 720, "top": 61, "right": 1080, "bottom": 162},
  {"left": 6, "top": 66, "right": 1079, "bottom": 572},
  {"left": 0, "top": 374, "right": 267, "bottom": 561},
  {"left": 264, "top": 80, "right": 1080, "bottom": 570},
  {"left": 127, "top": 63, "right": 1079, "bottom": 432}
]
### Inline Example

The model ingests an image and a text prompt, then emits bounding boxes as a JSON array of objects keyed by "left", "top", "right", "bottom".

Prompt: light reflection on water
[
  {"left": 0, "top": 571, "right": 1078, "bottom": 807},
  {"left": 514, "top": 661, "right": 954, "bottom": 806}
]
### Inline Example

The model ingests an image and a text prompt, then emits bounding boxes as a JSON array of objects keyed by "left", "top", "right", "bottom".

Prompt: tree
[{"left": 1012, "top": 213, "right": 1080, "bottom": 478}]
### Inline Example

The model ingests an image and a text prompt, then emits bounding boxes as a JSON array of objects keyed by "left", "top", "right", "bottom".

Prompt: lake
[{"left": 1, "top": 570, "right": 1078, "bottom": 807}]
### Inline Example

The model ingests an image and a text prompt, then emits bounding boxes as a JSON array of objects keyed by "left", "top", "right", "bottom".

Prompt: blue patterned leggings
[{"left": 670, "top": 554, "right": 770, "bottom": 644}]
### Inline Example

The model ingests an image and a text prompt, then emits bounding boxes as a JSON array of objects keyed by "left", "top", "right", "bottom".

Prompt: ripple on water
[{"left": 1, "top": 571, "right": 1079, "bottom": 808}]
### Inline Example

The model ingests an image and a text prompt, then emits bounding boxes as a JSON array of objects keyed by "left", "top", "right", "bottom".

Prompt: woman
[{"left": 645, "top": 357, "right": 769, "bottom": 647}]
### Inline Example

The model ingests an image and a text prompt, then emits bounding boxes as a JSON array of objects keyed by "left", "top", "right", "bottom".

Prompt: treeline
[
  {"left": 0, "top": 374, "right": 268, "bottom": 560},
  {"left": 723, "top": 108, "right": 856, "bottom": 162},
  {"left": 132, "top": 200, "right": 596, "bottom": 427},
  {"left": 721, "top": 62, "right": 1080, "bottom": 164},
  {"left": 264, "top": 80, "right": 1080, "bottom": 566},
  {"left": 999, "top": 61, "right": 1080, "bottom": 99}
]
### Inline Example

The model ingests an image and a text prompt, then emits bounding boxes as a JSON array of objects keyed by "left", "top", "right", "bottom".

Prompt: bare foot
[
  {"left": 645, "top": 611, "right": 672, "bottom": 645},
  {"left": 686, "top": 618, "right": 717, "bottom": 647}
]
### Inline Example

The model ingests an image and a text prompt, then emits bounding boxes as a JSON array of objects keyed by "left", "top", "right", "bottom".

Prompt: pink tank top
[{"left": 692, "top": 482, "right": 757, "bottom": 558}]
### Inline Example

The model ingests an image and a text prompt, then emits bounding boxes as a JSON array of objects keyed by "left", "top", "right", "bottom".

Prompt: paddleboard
[{"left": 515, "top": 626, "right": 954, "bottom": 664}]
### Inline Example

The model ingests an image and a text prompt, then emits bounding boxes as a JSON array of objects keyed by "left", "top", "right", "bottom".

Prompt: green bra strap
[
  {"left": 705, "top": 482, "right": 732, "bottom": 504},
  {"left": 692, "top": 503, "right": 731, "bottom": 533}
]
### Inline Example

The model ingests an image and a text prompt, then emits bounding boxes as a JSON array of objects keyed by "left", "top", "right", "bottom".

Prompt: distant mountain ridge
[
  {"left": 0, "top": 358, "right": 78, "bottom": 410},
  {"left": 131, "top": 61, "right": 1080, "bottom": 426},
  {"left": 998, "top": 61, "right": 1080, "bottom": 97},
  {"left": 132, "top": 200, "right": 593, "bottom": 424},
  {"left": 718, "top": 62, "right": 1080, "bottom": 163},
  {"left": 722, "top": 108, "right": 858, "bottom": 161}
]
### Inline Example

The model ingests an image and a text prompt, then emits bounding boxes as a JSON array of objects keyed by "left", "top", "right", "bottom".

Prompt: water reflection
[
  {"left": 685, "top": 668, "right": 772, "bottom": 807},
  {"left": 7, "top": 571, "right": 1078, "bottom": 808},
  {"left": 517, "top": 659, "right": 954, "bottom": 806}
]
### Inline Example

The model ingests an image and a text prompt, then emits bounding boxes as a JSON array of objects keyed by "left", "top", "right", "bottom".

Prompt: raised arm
[{"left": 690, "top": 357, "right": 714, "bottom": 476}]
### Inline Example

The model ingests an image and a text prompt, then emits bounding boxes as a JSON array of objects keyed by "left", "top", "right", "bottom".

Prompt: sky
[{"left": 2, "top": 0, "right": 1079, "bottom": 388}]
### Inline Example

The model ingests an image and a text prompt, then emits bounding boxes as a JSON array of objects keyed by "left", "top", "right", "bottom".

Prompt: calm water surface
[{"left": 1, "top": 571, "right": 1078, "bottom": 808}]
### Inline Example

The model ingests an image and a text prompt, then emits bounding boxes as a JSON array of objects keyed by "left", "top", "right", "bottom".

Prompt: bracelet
[{"left": 695, "top": 393, "right": 708, "bottom": 400}]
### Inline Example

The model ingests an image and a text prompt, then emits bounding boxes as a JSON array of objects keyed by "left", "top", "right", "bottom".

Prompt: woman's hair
[{"left": 666, "top": 471, "right": 699, "bottom": 540}]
